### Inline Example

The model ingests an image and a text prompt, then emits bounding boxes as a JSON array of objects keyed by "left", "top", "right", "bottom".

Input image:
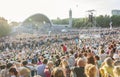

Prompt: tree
[
  {"left": 72, "top": 18, "right": 85, "bottom": 28},
  {"left": 111, "top": 15, "right": 120, "bottom": 27},
  {"left": 52, "top": 18, "right": 69, "bottom": 24},
  {"left": 96, "top": 15, "right": 111, "bottom": 28},
  {"left": 0, "top": 17, "right": 11, "bottom": 37},
  {"left": 52, "top": 15, "right": 120, "bottom": 28}
]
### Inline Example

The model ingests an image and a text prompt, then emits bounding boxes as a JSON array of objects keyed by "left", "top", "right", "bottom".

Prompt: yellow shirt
[{"left": 100, "top": 65, "right": 114, "bottom": 77}]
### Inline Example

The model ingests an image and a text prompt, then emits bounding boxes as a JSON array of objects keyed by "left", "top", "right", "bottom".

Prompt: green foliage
[
  {"left": 72, "top": 18, "right": 85, "bottom": 28},
  {"left": 111, "top": 15, "right": 120, "bottom": 27},
  {"left": 96, "top": 15, "right": 111, "bottom": 28},
  {"left": 0, "top": 17, "right": 11, "bottom": 37},
  {"left": 52, "top": 15, "right": 120, "bottom": 28},
  {"left": 52, "top": 18, "right": 69, "bottom": 24}
]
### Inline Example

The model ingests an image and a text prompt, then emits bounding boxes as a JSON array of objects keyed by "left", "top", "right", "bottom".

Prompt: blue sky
[{"left": 0, "top": 0, "right": 119, "bottom": 22}]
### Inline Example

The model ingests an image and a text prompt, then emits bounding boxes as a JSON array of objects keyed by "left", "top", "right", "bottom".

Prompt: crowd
[{"left": 0, "top": 28, "right": 120, "bottom": 77}]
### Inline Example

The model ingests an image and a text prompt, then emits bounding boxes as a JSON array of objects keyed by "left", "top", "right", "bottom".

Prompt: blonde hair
[
  {"left": 85, "top": 64, "right": 97, "bottom": 77},
  {"left": 77, "top": 58, "right": 86, "bottom": 67},
  {"left": 52, "top": 67, "right": 65, "bottom": 77},
  {"left": 60, "top": 59, "right": 69, "bottom": 69},
  {"left": 47, "top": 61, "right": 54, "bottom": 68},
  {"left": 113, "top": 66, "right": 120, "bottom": 77},
  {"left": 104, "top": 57, "right": 113, "bottom": 67},
  {"left": 19, "top": 67, "right": 30, "bottom": 77}
]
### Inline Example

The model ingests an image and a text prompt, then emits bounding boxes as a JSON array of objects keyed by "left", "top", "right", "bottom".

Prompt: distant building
[
  {"left": 19, "top": 13, "right": 52, "bottom": 34},
  {"left": 112, "top": 10, "right": 120, "bottom": 15},
  {"left": 69, "top": 9, "right": 72, "bottom": 27}
]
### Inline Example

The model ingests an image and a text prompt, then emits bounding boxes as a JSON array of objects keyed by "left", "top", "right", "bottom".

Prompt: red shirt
[
  {"left": 63, "top": 45, "right": 67, "bottom": 52},
  {"left": 44, "top": 67, "right": 51, "bottom": 77}
]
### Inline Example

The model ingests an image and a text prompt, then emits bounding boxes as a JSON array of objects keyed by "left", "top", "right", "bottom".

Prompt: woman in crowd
[
  {"left": 85, "top": 64, "right": 97, "bottom": 77},
  {"left": 19, "top": 67, "right": 31, "bottom": 77},
  {"left": 52, "top": 67, "right": 65, "bottom": 77},
  {"left": 86, "top": 55, "right": 100, "bottom": 77},
  {"left": 100, "top": 57, "right": 114, "bottom": 77},
  {"left": 94, "top": 55, "right": 102, "bottom": 68},
  {"left": 44, "top": 61, "right": 54, "bottom": 77},
  {"left": 60, "top": 59, "right": 71, "bottom": 77},
  {"left": 9, "top": 68, "right": 18, "bottom": 77},
  {"left": 99, "top": 49, "right": 107, "bottom": 62},
  {"left": 0, "top": 63, "right": 13, "bottom": 77}
]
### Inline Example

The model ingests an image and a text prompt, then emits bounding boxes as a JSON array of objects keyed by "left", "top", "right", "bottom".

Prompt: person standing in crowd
[
  {"left": 60, "top": 59, "right": 71, "bottom": 77},
  {"left": 100, "top": 57, "right": 114, "bottom": 77},
  {"left": 94, "top": 55, "right": 102, "bottom": 68},
  {"left": 0, "top": 63, "right": 13, "bottom": 77},
  {"left": 68, "top": 51, "right": 75, "bottom": 67},
  {"left": 86, "top": 55, "right": 100, "bottom": 77},
  {"left": 55, "top": 55, "right": 61, "bottom": 67},
  {"left": 19, "top": 61, "right": 31, "bottom": 77},
  {"left": 9, "top": 68, "right": 18, "bottom": 77},
  {"left": 44, "top": 61, "right": 54, "bottom": 77},
  {"left": 61, "top": 44, "right": 67, "bottom": 54},
  {"left": 85, "top": 64, "right": 97, "bottom": 77},
  {"left": 19, "top": 66, "right": 31, "bottom": 77},
  {"left": 99, "top": 50, "right": 107, "bottom": 62},
  {"left": 52, "top": 67, "right": 65, "bottom": 77},
  {"left": 70, "top": 58, "right": 86, "bottom": 77},
  {"left": 37, "top": 58, "right": 48, "bottom": 77}
]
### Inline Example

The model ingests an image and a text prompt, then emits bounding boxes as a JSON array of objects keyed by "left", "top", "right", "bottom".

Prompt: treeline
[
  {"left": 0, "top": 17, "right": 11, "bottom": 37},
  {"left": 0, "top": 17, "right": 20, "bottom": 37},
  {"left": 0, "top": 15, "right": 120, "bottom": 37},
  {"left": 52, "top": 15, "right": 120, "bottom": 28}
]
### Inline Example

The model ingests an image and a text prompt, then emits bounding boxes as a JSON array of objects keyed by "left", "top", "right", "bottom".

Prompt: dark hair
[
  {"left": 61, "top": 44, "right": 64, "bottom": 46},
  {"left": 87, "top": 49, "right": 91, "bottom": 53},
  {"left": 22, "top": 61, "right": 28, "bottom": 66},
  {"left": 94, "top": 55, "right": 100, "bottom": 60},
  {"left": 101, "top": 50, "right": 105, "bottom": 54},
  {"left": 42, "top": 59, "right": 48, "bottom": 64},
  {"left": 7, "top": 63, "right": 13, "bottom": 69},
  {"left": 78, "top": 53, "right": 83, "bottom": 58},
  {"left": 9, "top": 68, "right": 18, "bottom": 76},
  {"left": 55, "top": 55, "right": 60, "bottom": 59},
  {"left": 70, "top": 50, "right": 74, "bottom": 55},
  {"left": 0, "top": 65, "right": 6, "bottom": 69},
  {"left": 84, "top": 53, "right": 87, "bottom": 57},
  {"left": 87, "top": 56, "right": 95, "bottom": 65}
]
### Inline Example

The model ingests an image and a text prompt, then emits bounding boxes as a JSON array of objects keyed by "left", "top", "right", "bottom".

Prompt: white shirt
[
  {"left": 11, "top": 75, "right": 16, "bottom": 77},
  {"left": 99, "top": 53, "right": 107, "bottom": 62}
]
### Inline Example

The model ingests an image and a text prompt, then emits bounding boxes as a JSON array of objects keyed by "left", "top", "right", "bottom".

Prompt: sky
[{"left": 0, "top": 0, "right": 119, "bottom": 22}]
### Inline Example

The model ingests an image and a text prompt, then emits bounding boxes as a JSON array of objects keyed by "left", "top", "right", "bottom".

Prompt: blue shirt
[{"left": 37, "top": 64, "right": 46, "bottom": 77}]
